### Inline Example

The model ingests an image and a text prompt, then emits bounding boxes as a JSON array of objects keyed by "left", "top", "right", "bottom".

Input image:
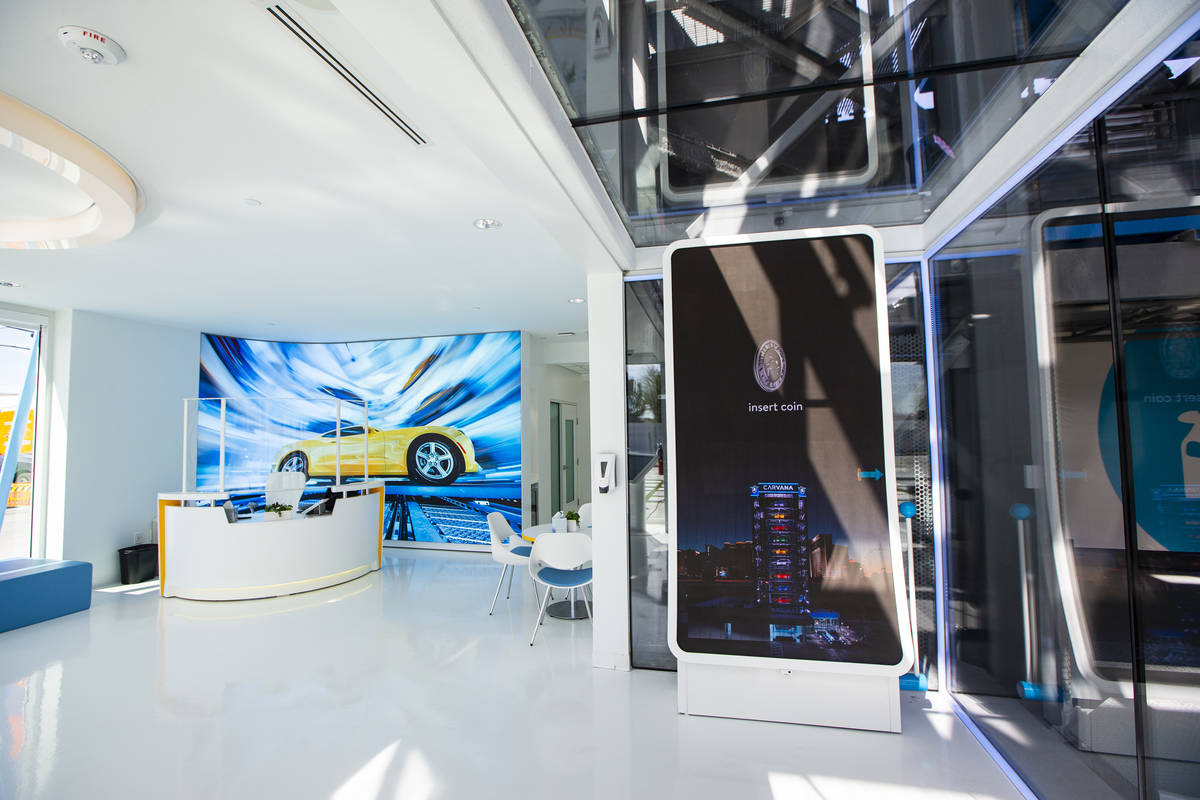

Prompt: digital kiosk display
[
  {"left": 667, "top": 230, "right": 909, "bottom": 669},
  {"left": 197, "top": 331, "right": 521, "bottom": 546}
]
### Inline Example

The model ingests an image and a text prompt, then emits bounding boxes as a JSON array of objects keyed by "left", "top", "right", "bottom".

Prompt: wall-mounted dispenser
[{"left": 595, "top": 452, "right": 616, "bottom": 494}]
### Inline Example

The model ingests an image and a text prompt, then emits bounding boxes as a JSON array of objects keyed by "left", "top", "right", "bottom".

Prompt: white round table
[{"left": 518, "top": 523, "right": 592, "bottom": 620}]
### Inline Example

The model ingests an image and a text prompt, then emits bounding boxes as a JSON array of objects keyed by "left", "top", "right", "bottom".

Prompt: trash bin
[{"left": 118, "top": 543, "right": 158, "bottom": 584}]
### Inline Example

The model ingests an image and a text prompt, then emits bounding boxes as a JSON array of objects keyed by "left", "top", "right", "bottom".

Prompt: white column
[{"left": 588, "top": 270, "right": 631, "bottom": 671}]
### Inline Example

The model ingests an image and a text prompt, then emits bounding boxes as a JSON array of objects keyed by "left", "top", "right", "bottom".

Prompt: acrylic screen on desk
[{"left": 197, "top": 331, "right": 521, "bottom": 545}]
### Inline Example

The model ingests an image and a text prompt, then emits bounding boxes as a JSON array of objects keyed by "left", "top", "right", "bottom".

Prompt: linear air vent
[{"left": 266, "top": 4, "right": 427, "bottom": 146}]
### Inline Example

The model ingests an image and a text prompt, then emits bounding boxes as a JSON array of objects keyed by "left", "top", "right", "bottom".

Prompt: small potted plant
[
  {"left": 565, "top": 510, "right": 580, "bottom": 532},
  {"left": 264, "top": 502, "right": 294, "bottom": 520}
]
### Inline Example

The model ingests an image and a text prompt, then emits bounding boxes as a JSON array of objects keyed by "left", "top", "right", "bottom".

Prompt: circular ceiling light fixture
[
  {"left": 0, "top": 91, "right": 137, "bottom": 249},
  {"left": 473, "top": 218, "right": 501, "bottom": 230},
  {"left": 0, "top": 281, "right": 22, "bottom": 288},
  {"left": 556, "top": 331, "right": 575, "bottom": 337},
  {"left": 58, "top": 26, "right": 126, "bottom": 66},
  {"left": 245, "top": 198, "right": 262, "bottom": 207},
  {"left": 567, "top": 297, "right": 585, "bottom": 304}
]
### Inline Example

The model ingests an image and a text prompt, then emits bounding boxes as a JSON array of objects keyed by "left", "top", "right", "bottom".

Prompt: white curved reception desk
[{"left": 157, "top": 482, "right": 384, "bottom": 600}]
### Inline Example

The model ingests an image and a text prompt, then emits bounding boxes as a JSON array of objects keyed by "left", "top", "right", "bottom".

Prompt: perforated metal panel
[{"left": 888, "top": 263, "right": 939, "bottom": 689}]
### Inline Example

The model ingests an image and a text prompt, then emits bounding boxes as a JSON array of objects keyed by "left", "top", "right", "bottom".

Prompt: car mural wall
[{"left": 197, "top": 331, "right": 522, "bottom": 545}]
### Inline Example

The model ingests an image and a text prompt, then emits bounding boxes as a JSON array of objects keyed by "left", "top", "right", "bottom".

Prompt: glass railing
[{"left": 183, "top": 397, "right": 376, "bottom": 493}]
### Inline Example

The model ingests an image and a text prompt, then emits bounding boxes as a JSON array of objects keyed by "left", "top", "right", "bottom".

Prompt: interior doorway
[{"left": 549, "top": 400, "right": 579, "bottom": 516}]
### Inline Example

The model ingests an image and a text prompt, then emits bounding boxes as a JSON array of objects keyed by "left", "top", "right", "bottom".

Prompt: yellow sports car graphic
[{"left": 273, "top": 425, "right": 480, "bottom": 485}]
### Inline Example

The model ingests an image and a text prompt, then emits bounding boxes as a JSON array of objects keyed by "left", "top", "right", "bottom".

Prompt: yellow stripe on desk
[
  {"left": 157, "top": 499, "right": 182, "bottom": 596},
  {"left": 370, "top": 485, "right": 385, "bottom": 565}
]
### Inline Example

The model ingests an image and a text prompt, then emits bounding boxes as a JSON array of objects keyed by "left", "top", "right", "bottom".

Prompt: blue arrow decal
[{"left": 857, "top": 468, "right": 883, "bottom": 481}]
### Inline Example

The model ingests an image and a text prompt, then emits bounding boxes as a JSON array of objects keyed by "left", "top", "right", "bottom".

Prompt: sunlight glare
[{"left": 771, "top": 771, "right": 1010, "bottom": 800}]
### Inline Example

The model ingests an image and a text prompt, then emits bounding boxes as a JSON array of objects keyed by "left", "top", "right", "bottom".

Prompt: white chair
[
  {"left": 527, "top": 532, "right": 593, "bottom": 646},
  {"left": 577, "top": 502, "right": 593, "bottom": 529},
  {"left": 487, "top": 512, "right": 532, "bottom": 615},
  {"left": 265, "top": 471, "right": 306, "bottom": 511}
]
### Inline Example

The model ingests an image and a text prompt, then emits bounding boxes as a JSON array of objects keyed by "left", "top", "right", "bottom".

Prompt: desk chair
[
  {"left": 528, "top": 532, "right": 592, "bottom": 646},
  {"left": 265, "top": 471, "right": 306, "bottom": 510},
  {"left": 487, "top": 512, "right": 532, "bottom": 615},
  {"left": 577, "top": 502, "right": 593, "bottom": 528}
]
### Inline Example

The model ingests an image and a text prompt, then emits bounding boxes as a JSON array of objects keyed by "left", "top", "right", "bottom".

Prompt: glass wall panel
[
  {"left": 1101, "top": 43, "right": 1200, "bottom": 206},
  {"left": 915, "top": 57, "right": 1076, "bottom": 202},
  {"left": 870, "top": 0, "right": 1126, "bottom": 78},
  {"left": 575, "top": 57, "right": 1075, "bottom": 246},
  {"left": 510, "top": 0, "right": 867, "bottom": 121},
  {"left": 935, "top": 139, "right": 1141, "bottom": 797},
  {"left": 625, "top": 278, "right": 674, "bottom": 669},
  {"left": 1112, "top": 205, "right": 1200, "bottom": 798},
  {"left": 1101, "top": 48, "right": 1200, "bottom": 788},
  {"left": 578, "top": 79, "right": 923, "bottom": 246},
  {"left": 508, "top": 1, "right": 1128, "bottom": 247},
  {"left": 935, "top": 32, "right": 1200, "bottom": 800},
  {"left": 509, "top": 0, "right": 1127, "bottom": 119},
  {"left": 623, "top": 269, "right": 938, "bottom": 676}
]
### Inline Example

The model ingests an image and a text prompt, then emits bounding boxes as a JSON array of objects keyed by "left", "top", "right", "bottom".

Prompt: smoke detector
[{"left": 58, "top": 26, "right": 126, "bottom": 65}]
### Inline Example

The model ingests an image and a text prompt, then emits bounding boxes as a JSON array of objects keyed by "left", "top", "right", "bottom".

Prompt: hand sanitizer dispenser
[{"left": 596, "top": 453, "right": 616, "bottom": 494}]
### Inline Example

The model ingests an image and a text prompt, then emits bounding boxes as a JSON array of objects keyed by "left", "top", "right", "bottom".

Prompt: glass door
[
  {"left": 550, "top": 400, "right": 579, "bottom": 514},
  {"left": 550, "top": 402, "right": 561, "bottom": 516},
  {"left": 562, "top": 402, "right": 579, "bottom": 512}
]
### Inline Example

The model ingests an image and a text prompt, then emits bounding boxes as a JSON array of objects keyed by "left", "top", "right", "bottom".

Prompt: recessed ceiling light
[
  {"left": 245, "top": 198, "right": 262, "bottom": 207},
  {"left": 557, "top": 331, "right": 575, "bottom": 337},
  {"left": 473, "top": 218, "right": 501, "bottom": 230},
  {"left": 264, "top": 322, "right": 277, "bottom": 327},
  {"left": 568, "top": 297, "right": 585, "bottom": 304},
  {"left": 0, "top": 281, "right": 21, "bottom": 288},
  {"left": 471, "top": 306, "right": 482, "bottom": 311}
]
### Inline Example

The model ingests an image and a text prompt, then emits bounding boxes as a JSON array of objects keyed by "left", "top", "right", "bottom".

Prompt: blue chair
[
  {"left": 527, "top": 532, "right": 592, "bottom": 646},
  {"left": 0, "top": 559, "right": 92, "bottom": 633}
]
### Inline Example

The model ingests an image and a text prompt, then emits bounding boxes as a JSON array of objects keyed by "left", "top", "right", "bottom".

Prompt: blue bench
[{"left": 0, "top": 558, "right": 92, "bottom": 633}]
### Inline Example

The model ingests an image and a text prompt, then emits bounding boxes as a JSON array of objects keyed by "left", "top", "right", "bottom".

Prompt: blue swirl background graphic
[{"left": 196, "top": 332, "right": 521, "bottom": 492}]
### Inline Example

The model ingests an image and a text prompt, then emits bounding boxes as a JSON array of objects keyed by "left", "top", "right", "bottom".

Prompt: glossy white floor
[{"left": 1, "top": 549, "right": 1023, "bottom": 800}]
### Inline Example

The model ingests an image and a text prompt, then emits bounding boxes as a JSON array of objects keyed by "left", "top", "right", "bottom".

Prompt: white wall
[
  {"left": 521, "top": 336, "right": 591, "bottom": 528},
  {"left": 587, "top": 271, "right": 631, "bottom": 670},
  {"left": 45, "top": 310, "right": 199, "bottom": 586}
]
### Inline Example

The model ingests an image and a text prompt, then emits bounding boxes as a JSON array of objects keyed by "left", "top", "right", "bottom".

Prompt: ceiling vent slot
[{"left": 266, "top": 4, "right": 426, "bottom": 146}]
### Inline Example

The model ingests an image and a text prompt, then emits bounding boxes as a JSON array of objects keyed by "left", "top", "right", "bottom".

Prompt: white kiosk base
[{"left": 678, "top": 661, "right": 902, "bottom": 733}]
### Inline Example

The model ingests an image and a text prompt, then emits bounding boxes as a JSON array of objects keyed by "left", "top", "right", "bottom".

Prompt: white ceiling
[{"left": 0, "top": 0, "right": 625, "bottom": 341}]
